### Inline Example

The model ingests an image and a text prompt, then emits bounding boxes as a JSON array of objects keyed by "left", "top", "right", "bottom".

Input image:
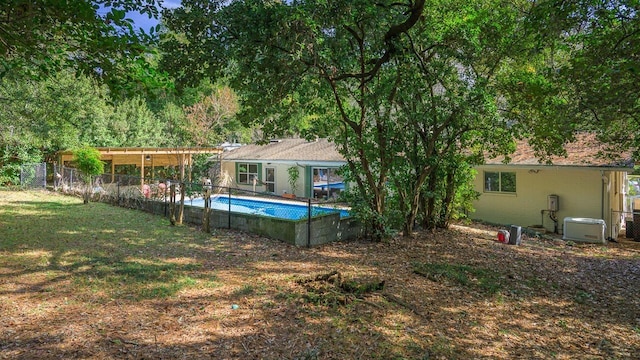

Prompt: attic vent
[{"left": 269, "top": 139, "right": 282, "bottom": 143}]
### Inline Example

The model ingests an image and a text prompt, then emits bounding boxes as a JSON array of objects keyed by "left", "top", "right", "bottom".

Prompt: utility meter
[{"left": 548, "top": 194, "right": 559, "bottom": 212}]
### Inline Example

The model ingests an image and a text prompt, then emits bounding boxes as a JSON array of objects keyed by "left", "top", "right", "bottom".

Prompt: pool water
[{"left": 188, "top": 196, "right": 350, "bottom": 220}]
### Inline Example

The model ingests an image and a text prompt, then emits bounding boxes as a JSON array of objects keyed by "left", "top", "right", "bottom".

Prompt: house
[
  {"left": 219, "top": 138, "right": 347, "bottom": 198},
  {"left": 220, "top": 135, "right": 634, "bottom": 240},
  {"left": 472, "top": 133, "right": 634, "bottom": 240}
]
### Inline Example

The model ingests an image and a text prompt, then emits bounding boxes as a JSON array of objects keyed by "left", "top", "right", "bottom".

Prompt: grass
[
  {"left": 2, "top": 190, "right": 639, "bottom": 359},
  {"left": 0, "top": 190, "right": 216, "bottom": 301},
  {"left": 412, "top": 261, "right": 503, "bottom": 294}
]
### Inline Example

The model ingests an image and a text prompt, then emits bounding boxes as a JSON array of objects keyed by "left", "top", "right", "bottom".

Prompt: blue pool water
[{"left": 188, "top": 196, "right": 350, "bottom": 220}]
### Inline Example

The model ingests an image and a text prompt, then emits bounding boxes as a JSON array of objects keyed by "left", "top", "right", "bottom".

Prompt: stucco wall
[
  {"left": 220, "top": 161, "right": 304, "bottom": 196},
  {"left": 471, "top": 166, "right": 616, "bottom": 236}
]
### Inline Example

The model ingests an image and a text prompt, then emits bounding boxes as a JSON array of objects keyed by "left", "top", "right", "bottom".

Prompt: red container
[{"left": 497, "top": 230, "right": 510, "bottom": 243}]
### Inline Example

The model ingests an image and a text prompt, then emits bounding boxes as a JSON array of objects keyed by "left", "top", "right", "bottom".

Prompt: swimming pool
[{"left": 188, "top": 195, "right": 350, "bottom": 221}]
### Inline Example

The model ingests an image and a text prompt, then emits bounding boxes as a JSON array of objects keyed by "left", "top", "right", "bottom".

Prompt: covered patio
[{"left": 57, "top": 147, "right": 223, "bottom": 186}]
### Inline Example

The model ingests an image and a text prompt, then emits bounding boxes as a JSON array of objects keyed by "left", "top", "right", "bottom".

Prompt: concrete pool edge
[{"left": 99, "top": 195, "right": 362, "bottom": 247}]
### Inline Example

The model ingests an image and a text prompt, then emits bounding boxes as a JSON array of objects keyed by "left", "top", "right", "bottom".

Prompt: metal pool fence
[{"left": 52, "top": 166, "right": 357, "bottom": 246}]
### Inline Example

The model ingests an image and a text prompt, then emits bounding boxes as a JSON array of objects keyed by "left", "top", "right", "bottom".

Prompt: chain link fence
[
  {"left": 20, "top": 163, "right": 47, "bottom": 189},
  {"left": 52, "top": 166, "right": 358, "bottom": 246}
]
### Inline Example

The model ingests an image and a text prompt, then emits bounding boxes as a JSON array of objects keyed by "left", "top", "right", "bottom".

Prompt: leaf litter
[{"left": 0, "top": 191, "right": 639, "bottom": 359}]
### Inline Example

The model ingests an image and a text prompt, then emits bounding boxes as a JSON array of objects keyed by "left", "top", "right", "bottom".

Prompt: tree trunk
[
  {"left": 83, "top": 175, "right": 91, "bottom": 204},
  {"left": 438, "top": 168, "right": 457, "bottom": 229},
  {"left": 422, "top": 170, "right": 439, "bottom": 230},
  {"left": 178, "top": 181, "right": 185, "bottom": 225},
  {"left": 169, "top": 184, "right": 176, "bottom": 226}
]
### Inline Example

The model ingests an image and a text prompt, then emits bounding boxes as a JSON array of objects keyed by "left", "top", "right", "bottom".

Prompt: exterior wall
[
  {"left": 471, "top": 166, "right": 624, "bottom": 238},
  {"left": 220, "top": 160, "right": 348, "bottom": 198},
  {"left": 220, "top": 161, "right": 305, "bottom": 196}
]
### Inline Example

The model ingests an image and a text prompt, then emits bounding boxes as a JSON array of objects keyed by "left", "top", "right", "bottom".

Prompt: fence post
[
  {"left": 228, "top": 188, "right": 231, "bottom": 229},
  {"left": 164, "top": 183, "right": 167, "bottom": 217},
  {"left": 169, "top": 184, "right": 177, "bottom": 226},
  {"left": 307, "top": 198, "right": 312, "bottom": 248},
  {"left": 203, "top": 189, "right": 211, "bottom": 233}
]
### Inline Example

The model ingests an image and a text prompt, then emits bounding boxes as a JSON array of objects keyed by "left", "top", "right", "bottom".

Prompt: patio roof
[{"left": 57, "top": 147, "right": 223, "bottom": 182}]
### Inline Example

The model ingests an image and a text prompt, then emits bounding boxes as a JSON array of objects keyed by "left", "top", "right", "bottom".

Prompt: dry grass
[{"left": 1, "top": 190, "right": 639, "bottom": 359}]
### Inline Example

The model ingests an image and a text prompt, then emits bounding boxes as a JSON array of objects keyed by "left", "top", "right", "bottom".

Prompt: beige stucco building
[{"left": 471, "top": 134, "right": 634, "bottom": 240}]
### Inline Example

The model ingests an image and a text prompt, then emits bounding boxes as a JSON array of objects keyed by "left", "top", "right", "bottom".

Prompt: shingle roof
[
  {"left": 222, "top": 134, "right": 634, "bottom": 169},
  {"left": 221, "top": 138, "right": 345, "bottom": 162},
  {"left": 485, "top": 133, "right": 634, "bottom": 168}
]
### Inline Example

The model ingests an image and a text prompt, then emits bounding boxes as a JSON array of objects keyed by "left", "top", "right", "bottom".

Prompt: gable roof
[
  {"left": 485, "top": 133, "right": 634, "bottom": 169},
  {"left": 221, "top": 138, "right": 345, "bottom": 162}
]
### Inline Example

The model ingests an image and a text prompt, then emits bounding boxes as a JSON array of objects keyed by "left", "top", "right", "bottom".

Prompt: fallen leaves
[{"left": 1, "top": 191, "right": 639, "bottom": 359}]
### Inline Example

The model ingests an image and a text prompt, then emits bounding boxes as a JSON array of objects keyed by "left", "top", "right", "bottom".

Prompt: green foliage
[
  {"left": 73, "top": 146, "right": 104, "bottom": 180},
  {"left": 520, "top": 0, "right": 640, "bottom": 158},
  {"left": 190, "top": 154, "right": 215, "bottom": 183},
  {"left": 159, "top": 0, "right": 637, "bottom": 240},
  {"left": 0, "top": 71, "right": 114, "bottom": 162},
  {"left": 287, "top": 166, "right": 300, "bottom": 194},
  {"left": 0, "top": 0, "right": 162, "bottom": 98},
  {"left": 160, "top": 0, "right": 532, "bottom": 239},
  {"left": 109, "top": 96, "right": 165, "bottom": 147}
]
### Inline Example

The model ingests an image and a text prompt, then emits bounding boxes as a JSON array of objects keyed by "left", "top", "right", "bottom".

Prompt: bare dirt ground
[{"left": 1, "top": 192, "right": 639, "bottom": 359}]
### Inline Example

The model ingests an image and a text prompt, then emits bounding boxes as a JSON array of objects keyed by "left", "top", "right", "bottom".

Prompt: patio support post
[{"left": 140, "top": 153, "right": 145, "bottom": 192}]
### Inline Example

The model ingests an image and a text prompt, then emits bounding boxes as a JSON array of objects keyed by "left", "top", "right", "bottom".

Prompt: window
[
  {"left": 312, "top": 167, "right": 344, "bottom": 198},
  {"left": 237, "top": 163, "right": 259, "bottom": 184},
  {"left": 484, "top": 171, "right": 516, "bottom": 193}
]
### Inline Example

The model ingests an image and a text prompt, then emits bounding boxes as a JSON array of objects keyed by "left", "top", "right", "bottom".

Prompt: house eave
[
  {"left": 477, "top": 163, "right": 634, "bottom": 172},
  {"left": 222, "top": 159, "right": 347, "bottom": 167}
]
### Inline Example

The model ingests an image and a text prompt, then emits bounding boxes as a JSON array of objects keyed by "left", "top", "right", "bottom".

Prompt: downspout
[
  {"left": 601, "top": 171, "right": 605, "bottom": 220},
  {"left": 601, "top": 171, "right": 611, "bottom": 240}
]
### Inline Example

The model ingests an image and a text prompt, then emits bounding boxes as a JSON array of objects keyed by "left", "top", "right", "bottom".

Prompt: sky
[{"left": 125, "top": 0, "right": 182, "bottom": 31}]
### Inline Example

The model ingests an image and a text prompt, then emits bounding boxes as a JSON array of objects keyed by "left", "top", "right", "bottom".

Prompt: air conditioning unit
[{"left": 562, "top": 217, "right": 606, "bottom": 244}]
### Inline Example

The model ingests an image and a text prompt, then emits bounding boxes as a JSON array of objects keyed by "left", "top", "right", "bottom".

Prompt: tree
[
  {"left": 506, "top": 0, "right": 639, "bottom": 158},
  {"left": 109, "top": 96, "right": 166, "bottom": 147},
  {"left": 0, "top": 71, "right": 110, "bottom": 186},
  {"left": 184, "top": 86, "right": 240, "bottom": 146},
  {"left": 162, "top": 0, "right": 534, "bottom": 240},
  {"left": 73, "top": 145, "right": 104, "bottom": 204},
  {"left": 0, "top": 0, "right": 164, "bottom": 98}
]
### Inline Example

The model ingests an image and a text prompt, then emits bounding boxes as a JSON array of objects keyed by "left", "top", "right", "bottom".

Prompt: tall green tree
[
  {"left": 0, "top": 71, "right": 113, "bottom": 163},
  {"left": 162, "top": 0, "right": 536, "bottom": 239},
  {"left": 0, "top": 71, "right": 171, "bottom": 185},
  {"left": 109, "top": 96, "right": 166, "bottom": 146},
  {"left": 508, "top": 0, "right": 639, "bottom": 158}
]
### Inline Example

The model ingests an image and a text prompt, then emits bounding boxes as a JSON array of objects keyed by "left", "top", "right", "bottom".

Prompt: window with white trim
[
  {"left": 237, "top": 163, "right": 259, "bottom": 185},
  {"left": 484, "top": 171, "right": 516, "bottom": 193}
]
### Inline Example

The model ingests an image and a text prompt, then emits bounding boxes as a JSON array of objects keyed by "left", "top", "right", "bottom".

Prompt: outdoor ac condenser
[{"left": 562, "top": 217, "right": 606, "bottom": 244}]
